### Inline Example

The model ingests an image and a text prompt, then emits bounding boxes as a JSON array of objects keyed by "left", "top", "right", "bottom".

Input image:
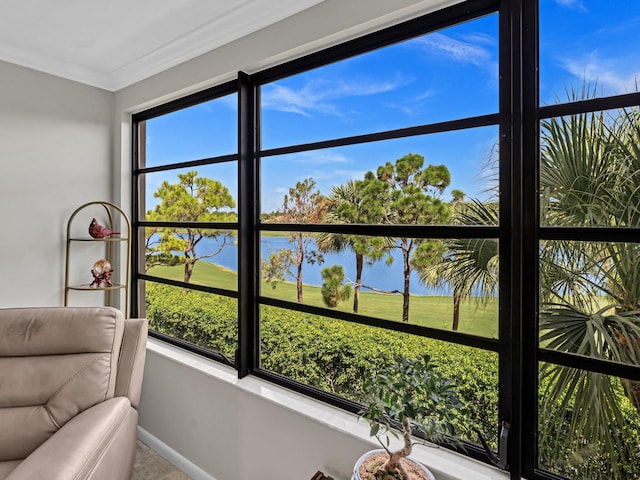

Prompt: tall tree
[
  {"left": 147, "top": 170, "right": 236, "bottom": 283},
  {"left": 317, "top": 181, "right": 392, "bottom": 313},
  {"left": 263, "top": 178, "right": 326, "bottom": 303},
  {"left": 361, "top": 153, "right": 452, "bottom": 322}
]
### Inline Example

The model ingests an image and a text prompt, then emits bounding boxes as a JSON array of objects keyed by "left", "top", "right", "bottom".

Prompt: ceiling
[{"left": 0, "top": 0, "right": 326, "bottom": 91}]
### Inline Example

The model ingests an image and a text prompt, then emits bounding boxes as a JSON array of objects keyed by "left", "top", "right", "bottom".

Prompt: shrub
[
  {"left": 145, "top": 284, "right": 498, "bottom": 444},
  {"left": 145, "top": 283, "right": 237, "bottom": 358}
]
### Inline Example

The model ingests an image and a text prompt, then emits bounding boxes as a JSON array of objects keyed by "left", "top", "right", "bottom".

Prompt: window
[
  {"left": 254, "top": 10, "right": 500, "bottom": 455},
  {"left": 132, "top": 1, "right": 640, "bottom": 479},
  {"left": 133, "top": 85, "right": 239, "bottom": 365}
]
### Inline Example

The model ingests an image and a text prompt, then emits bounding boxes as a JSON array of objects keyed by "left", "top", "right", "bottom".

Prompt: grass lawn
[{"left": 148, "top": 262, "right": 499, "bottom": 338}]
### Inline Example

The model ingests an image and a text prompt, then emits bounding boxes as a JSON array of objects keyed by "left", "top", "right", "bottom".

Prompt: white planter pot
[{"left": 352, "top": 449, "right": 436, "bottom": 480}]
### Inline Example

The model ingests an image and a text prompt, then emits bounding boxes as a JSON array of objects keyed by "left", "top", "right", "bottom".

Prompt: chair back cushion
[{"left": 0, "top": 307, "right": 124, "bottom": 461}]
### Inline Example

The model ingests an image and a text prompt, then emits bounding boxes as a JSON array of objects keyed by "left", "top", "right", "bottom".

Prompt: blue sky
[{"left": 145, "top": 1, "right": 640, "bottom": 215}]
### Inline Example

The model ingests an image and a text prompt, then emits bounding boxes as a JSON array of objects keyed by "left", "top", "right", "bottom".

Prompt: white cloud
[
  {"left": 561, "top": 52, "right": 640, "bottom": 95},
  {"left": 263, "top": 84, "right": 315, "bottom": 117},
  {"left": 395, "top": 88, "right": 439, "bottom": 115},
  {"left": 459, "top": 32, "right": 496, "bottom": 47},
  {"left": 291, "top": 151, "right": 349, "bottom": 165},
  {"left": 415, "top": 89, "right": 435, "bottom": 101},
  {"left": 413, "top": 32, "right": 494, "bottom": 68},
  {"left": 261, "top": 74, "right": 410, "bottom": 118},
  {"left": 384, "top": 102, "right": 417, "bottom": 116},
  {"left": 555, "top": 0, "right": 587, "bottom": 12}
]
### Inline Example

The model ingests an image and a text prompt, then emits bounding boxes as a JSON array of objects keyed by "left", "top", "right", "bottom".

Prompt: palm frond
[{"left": 416, "top": 199, "right": 499, "bottom": 314}]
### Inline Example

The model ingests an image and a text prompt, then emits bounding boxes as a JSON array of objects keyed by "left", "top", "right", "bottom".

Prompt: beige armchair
[{"left": 0, "top": 307, "right": 147, "bottom": 480}]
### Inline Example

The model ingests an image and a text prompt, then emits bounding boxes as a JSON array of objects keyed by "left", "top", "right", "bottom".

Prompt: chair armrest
[
  {"left": 6, "top": 398, "right": 138, "bottom": 480},
  {"left": 115, "top": 318, "right": 148, "bottom": 408}
]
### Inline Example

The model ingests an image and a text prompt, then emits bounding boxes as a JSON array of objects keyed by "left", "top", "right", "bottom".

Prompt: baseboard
[{"left": 137, "top": 426, "right": 218, "bottom": 480}]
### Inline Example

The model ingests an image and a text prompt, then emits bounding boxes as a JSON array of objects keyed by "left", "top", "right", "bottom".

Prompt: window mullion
[
  {"left": 131, "top": 120, "right": 142, "bottom": 318},
  {"left": 498, "top": 0, "right": 528, "bottom": 477},
  {"left": 237, "top": 71, "right": 259, "bottom": 378},
  {"left": 521, "top": 0, "right": 540, "bottom": 477}
]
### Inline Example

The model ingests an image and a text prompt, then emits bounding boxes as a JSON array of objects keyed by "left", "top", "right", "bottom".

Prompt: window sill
[{"left": 145, "top": 338, "right": 509, "bottom": 480}]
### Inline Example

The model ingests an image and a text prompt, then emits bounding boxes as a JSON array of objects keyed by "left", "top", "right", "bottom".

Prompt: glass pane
[
  {"left": 141, "top": 93, "right": 238, "bottom": 167},
  {"left": 145, "top": 228, "right": 238, "bottom": 290},
  {"left": 261, "top": 126, "right": 499, "bottom": 223},
  {"left": 144, "top": 282, "right": 237, "bottom": 358},
  {"left": 539, "top": 240, "right": 640, "bottom": 366},
  {"left": 260, "top": 233, "right": 498, "bottom": 337},
  {"left": 143, "top": 163, "right": 238, "bottom": 219},
  {"left": 261, "top": 14, "right": 498, "bottom": 149},
  {"left": 260, "top": 304, "right": 498, "bottom": 447},
  {"left": 540, "top": 108, "right": 640, "bottom": 227},
  {"left": 540, "top": 2, "right": 640, "bottom": 104},
  {"left": 538, "top": 363, "right": 640, "bottom": 479}
]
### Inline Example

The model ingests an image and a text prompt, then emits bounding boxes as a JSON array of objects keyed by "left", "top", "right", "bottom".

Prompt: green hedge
[
  {"left": 146, "top": 283, "right": 497, "bottom": 445},
  {"left": 145, "top": 284, "right": 237, "bottom": 357}
]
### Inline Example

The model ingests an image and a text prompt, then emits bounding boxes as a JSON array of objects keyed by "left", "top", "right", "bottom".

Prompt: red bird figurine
[{"left": 88, "top": 218, "right": 119, "bottom": 239}]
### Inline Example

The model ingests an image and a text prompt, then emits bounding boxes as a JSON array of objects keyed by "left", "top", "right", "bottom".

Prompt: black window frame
[
  {"left": 132, "top": 80, "right": 241, "bottom": 367},
  {"left": 130, "top": 1, "right": 640, "bottom": 479}
]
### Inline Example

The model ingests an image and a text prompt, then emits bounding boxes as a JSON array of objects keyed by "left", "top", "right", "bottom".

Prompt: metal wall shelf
[{"left": 64, "top": 201, "right": 131, "bottom": 316}]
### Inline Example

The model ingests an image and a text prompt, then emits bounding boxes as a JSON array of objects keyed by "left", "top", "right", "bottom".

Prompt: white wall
[
  {"left": 0, "top": 60, "right": 113, "bottom": 307},
  {"left": 139, "top": 343, "right": 375, "bottom": 480}
]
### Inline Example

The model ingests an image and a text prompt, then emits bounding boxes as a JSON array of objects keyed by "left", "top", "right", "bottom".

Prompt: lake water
[{"left": 196, "top": 235, "right": 454, "bottom": 296}]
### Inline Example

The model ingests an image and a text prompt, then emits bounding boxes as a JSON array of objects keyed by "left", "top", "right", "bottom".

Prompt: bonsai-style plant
[{"left": 357, "top": 355, "right": 462, "bottom": 480}]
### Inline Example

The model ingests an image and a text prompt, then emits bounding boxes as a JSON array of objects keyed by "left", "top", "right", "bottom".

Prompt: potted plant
[{"left": 355, "top": 355, "right": 462, "bottom": 480}]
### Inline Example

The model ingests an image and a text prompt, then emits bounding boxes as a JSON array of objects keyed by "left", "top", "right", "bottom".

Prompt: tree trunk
[
  {"left": 627, "top": 380, "right": 640, "bottom": 413},
  {"left": 184, "top": 259, "right": 194, "bottom": 284},
  {"left": 452, "top": 286, "right": 461, "bottom": 331},
  {"left": 377, "top": 416, "right": 413, "bottom": 479},
  {"left": 184, "top": 233, "right": 196, "bottom": 284},
  {"left": 402, "top": 245, "right": 411, "bottom": 322},
  {"left": 296, "top": 242, "right": 304, "bottom": 303},
  {"left": 354, "top": 253, "right": 363, "bottom": 313}
]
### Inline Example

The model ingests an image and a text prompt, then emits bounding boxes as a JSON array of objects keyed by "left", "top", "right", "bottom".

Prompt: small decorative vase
[{"left": 352, "top": 449, "right": 436, "bottom": 480}]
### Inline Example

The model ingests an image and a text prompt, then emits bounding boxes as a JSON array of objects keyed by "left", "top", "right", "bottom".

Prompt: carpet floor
[{"left": 132, "top": 441, "right": 192, "bottom": 480}]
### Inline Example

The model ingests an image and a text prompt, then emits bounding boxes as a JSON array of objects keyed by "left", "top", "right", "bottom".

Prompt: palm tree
[
  {"left": 317, "top": 181, "right": 392, "bottom": 313},
  {"left": 418, "top": 199, "right": 499, "bottom": 331},
  {"left": 538, "top": 103, "right": 640, "bottom": 478}
]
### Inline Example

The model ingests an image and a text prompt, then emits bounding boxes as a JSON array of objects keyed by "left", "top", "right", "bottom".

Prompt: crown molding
[{"left": 0, "top": 0, "right": 326, "bottom": 92}]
